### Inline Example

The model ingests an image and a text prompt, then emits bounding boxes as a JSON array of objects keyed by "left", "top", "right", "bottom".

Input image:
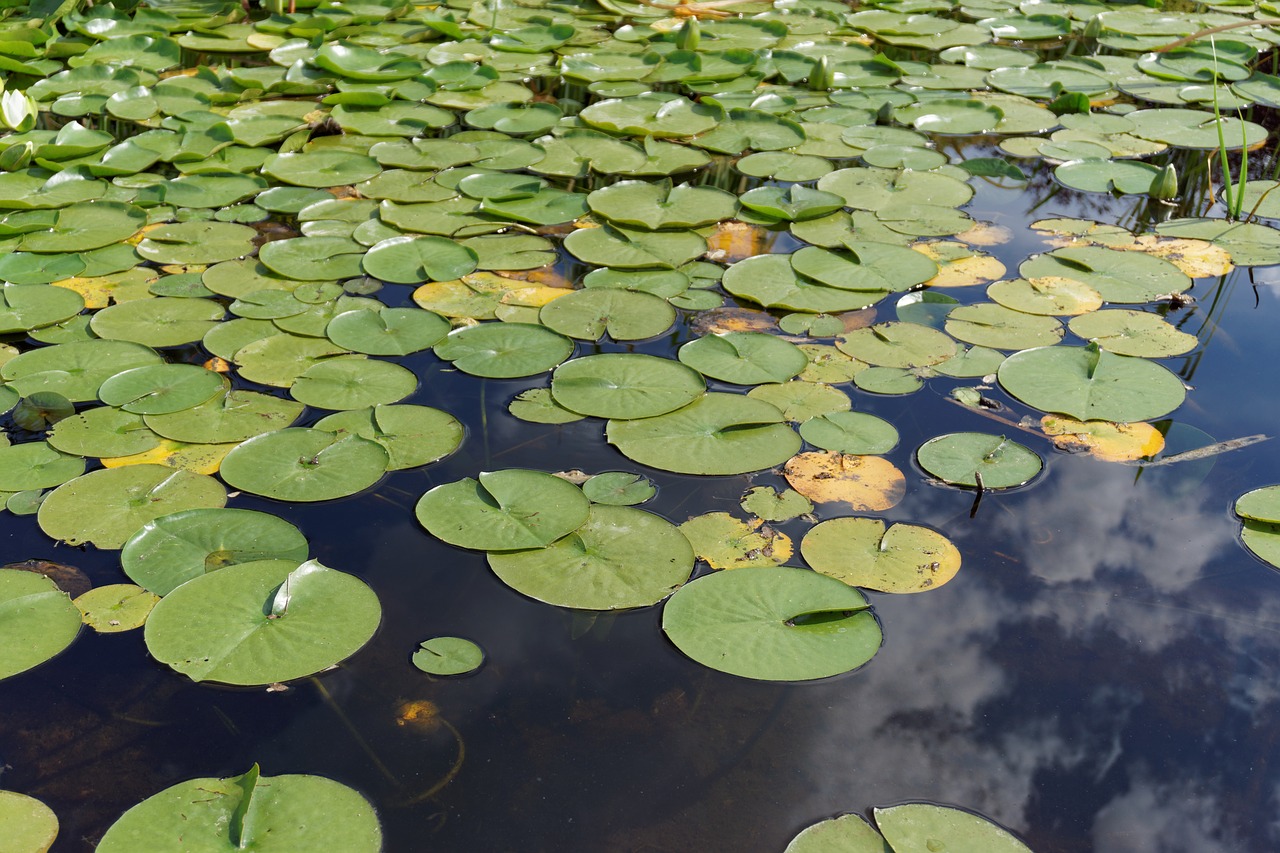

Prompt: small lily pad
[
  {"left": 581, "top": 472, "right": 656, "bottom": 506},
  {"left": 873, "top": 803, "right": 1032, "bottom": 853},
  {"left": 413, "top": 637, "right": 484, "bottom": 676},
  {"left": 917, "top": 432, "right": 1042, "bottom": 489},
  {"left": 74, "top": 583, "right": 159, "bottom": 632},
  {"left": 802, "top": 517, "right": 961, "bottom": 593},
  {"left": 0, "top": 568, "right": 81, "bottom": 681}
]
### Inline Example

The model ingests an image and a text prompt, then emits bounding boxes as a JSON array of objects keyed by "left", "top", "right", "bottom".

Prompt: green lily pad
[
  {"left": 136, "top": 222, "right": 256, "bottom": 265},
  {"left": 488, "top": 504, "right": 693, "bottom": 610},
  {"left": 1020, "top": 246, "right": 1191, "bottom": 304},
  {"left": 143, "top": 558, "right": 379, "bottom": 685},
  {"left": 540, "top": 289, "right": 675, "bottom": 342},
  {"left": 550, "top": 353, "right": 704, "bottom": 420},
  {"left": 0, "top": 568, "right": 81, "bottom": 681},
  {"left": 997, "top": 343, "right": 1187, "bottom": 421},
  {"left": 917, "top": 432, "right": 1043, "bottom": 489},
  {"left": 262, "top": 150, "right": 382, "bottom": 187},
  {"left": 0, "top": 790, "right": 59, "bottom": 852},
  {"left": 90, "top": 297, "right": 224, "bottom": 347},
  {"left": 234, "top": 334, "right": 351, "bottom": 388},
  {"left": 98, "top": 364, "right": 227, "bottom": 414},
  {"left": 48, "top": 406, "right": 162, "bottom": 458},
  {"left": 785, "top": 814, "right": 886, "bottom": 853},
  {"left": 289, "top": 357, "right": 417, "bottom": 411},
  {"left": 580, "top": 93, "right": 723, "bottom": 138},
  {"left": 259, "top": 237, "right": 368, "bottom": 281},
  {"left": 679, "top": 512, "right": 792, "bottom": 570},
  {"left": 837, "top": 322, "right": 955, "bottom": 368},
  {"left": 434, "top": 323, "right": 573, "bottom": 378},
  {"left": 413, "top": 637, "right": 484, "bottom": 676},
  {"left": 0, "top": 284, "right": 84, "bottom": 334},
  {"left": 564, "top": 223, "right": 707, "bottom": 270},
  {"left": 415, "top": 469, "right": 591, "bottom": 551},
  {"left": 143, "top": 390, "right": 304, "bottom": 444},
  {"left": 1067, "top": 309, "right": 1197, "bottom": 357},
  {"left": 509, "top": 388, "right": 585, "bottom": 424},
  {"left": 987, "top": 277, "right": 1103, "bottom": 317},
  {"left": 96, "top": 767, "right": 381, "bottom": 852},
  {"left": 74, "top": 583, "right": 159, "bottom": 632},
  {"left": 0, "top": 442, "right": 84, "bottom": 491},
  {"left": 1054, "top": 159, "right": 1161, "bottom": 195},
  {"left": 738, "top": 185, "right": 845, "bottom": 222},
  {"left": 740, "top": 485, "right": 813, "bottom": 522},
  {"left": 791, "top": 244, "right": 938, "bottom": 292},
  {"left": 2, "top": 339, "right": 163, "bottom": 402},
  {"left": 1236, "top": 486, "right": 1280, "bottom": 524},
  {"left": 607, "top": 393, "right": 800, "bottom": 475},
  {"left": 581, "top": 472, "right": 656, "bottom": 506},
  {"left": 802, "top": 516, "right": 961, "bottom": 593},
  {"left": 678, "top": 332, "right": 807, "bottom": 385},
  {"left": 325, "top": 308, "right": 449, "bottom": 356},
  {"left": 121, "top": 507, "right": 310, "bottom": 596},
  {"left": 873, "top": 803, "right": 1032, "bottom": 853},
  {"left": 221, "top": 429, "right": 389, "bottom": 502},
  {"left": 11, "top": 392, "right": 75, "bottom": 431},
  {"left": 944, "top": 303, "right": 1064, "bottom": 350},
  {"left": 723, "top": 254, "right": 889, "bottom": 313},
  {"left": 1156, "top": 218, "right": 1280, "bottom": 267},
  {"left": 746, "top": 381, "right": 851, "bottom": 423},
  {"left": 799, "top": 411, "right": 899, "bottom": 454},
  {"left": 662, "top": 566, "right": 881, "bottom": 681},
  {"left": 362, "top": 235, "right": 479, "bottom": 285},
  {"left": 314, "top": 404, "right": 463, "bottom": 471},
  {"left": 587, "top": 180, "right": 737, "bottom": 230},
  {"left": 38, "top": 464, "right": 227, "bottom": 549}
]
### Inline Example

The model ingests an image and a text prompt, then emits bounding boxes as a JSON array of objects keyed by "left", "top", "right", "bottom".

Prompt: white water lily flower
[{"left": 0, "top": 89, "right": 37, "bottom": 133}]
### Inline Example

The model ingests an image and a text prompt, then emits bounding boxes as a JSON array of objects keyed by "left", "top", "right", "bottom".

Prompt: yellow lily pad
[
  {"left": 784, "top": 451, "right": 905, "bottom": 510},
  {"left": 101, "top": 439, "right": 237, "bottom": 475},
  {"left": 800, "top": 517, "right": 961, "bottom": 593},
  {"left": 75, "top": 583, "right": 160, "bottom": 632},
  {"left": 678, "top": 512, "right": 793, "bottom": 569},
  {"left": 1040, "top": 416, "right": 1165, "bottom": 462}
]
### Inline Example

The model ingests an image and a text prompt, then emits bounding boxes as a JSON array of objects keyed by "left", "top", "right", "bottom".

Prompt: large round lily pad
[
  {"left": 487, "top": 504, "right": 694, "bottom": 610},
  {"left": 917, "top": 432, "right": 1042, "bottom": 489},
  {"left": 289, "top": 357, "right": 417, "bottom": 411},
  {"left": 144, "top": 559, "right": 381, "bottom": 685},
  {"left": 550, "top": 353, "right": 704, "bottom": 420},
  {"left": 801, "top": 517, "right": 961, "bottom": 593},
  {"left": 873, "top": 803, "right": 1032, "bottom": 853},
  {"left": 997, "top": 343, "right": 1187, "bottom": 421},
  {"left": 416, "top": 469, "right": 591, "bottom": 551},
  {"left": 434, "top": 323, "right": 573, "bottom": 378},
  {"left": 98, "top": 364, "right": 227, "bottom": 414},
  {"left": 0, "top": 790, "right": 59, "bottom": 852},
  {"left": 607, "top": 393, "right": 800, "bottom": 475},
  {"left": 0, "top": 568, "right": 81, "bottom": 681},
  {"left": 121, "top": 507, "right": 309, "bottom": 596},
  {"left": 678, "top": 332, "right": 808, "bottom": 385},
  {"left": 38, "top": 465, "right": 227, "bottom": 549},
  {"left": 97, "top": 766, "right": 381, "bottom": 853},
  {"left": 143, "top": 390, "right": 305, "bottom": 444},
  {"left": 220, "top": 429, "right": 389, "bottom": 502},
  {"left": 662, "top": 567, "right": 882, "bottom": 681}
]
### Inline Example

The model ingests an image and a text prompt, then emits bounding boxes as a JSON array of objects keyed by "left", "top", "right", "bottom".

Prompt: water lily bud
[
  {"left": 676, "top": 17, "right": 699, "bottom": 51},
  {"left": 808, "top": 55, "right": 833, "bottom": 91},
  {"left": 0, "top": 140, "right": 32, "bottom": 171},
  {"left": 0, "top": 89, "right": 37, "bottom": 133},
  {"left": 1083, "top": 15, "right": 1103, "bottom": 40},
  {"left": 1149, "top": 163, "right": 1178, "bottom": 201}
]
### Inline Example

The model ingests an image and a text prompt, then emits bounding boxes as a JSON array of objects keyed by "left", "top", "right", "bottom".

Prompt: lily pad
[
  {"left": 550, "top": 353, "right": 704, "bottom": 420},
  {"left": 121, "top": 507, "right": 309, "bottom": 596},
  {"left": 662, "top": 567, "right": 881, "bottom": 681},
  {"left": 785, "top": 814, "right": 886, "bottom": 853},
  {"left": 997, "top": 343, "right": 1187, "bottom": 421},
  {"left": 90, "top": 297, "right": 224, "bottom": 347},
  {"left": 1067, "top": 309, "right": 1197, "bottom": 357},
  {"left": 98, "top": 364, "right": 226, "bottom": 414},
  {"left": 2, "top": 339, "right": 163, "bottom": 402},
  {"left": 799, "top": 411, "right": 899, "bottom": 455},
  {"left": 836, "top": 322, "right": 956, "bottom": 368},
  {"left": 917, "top": 432, "right": 1042, "bottom": 489},
  {"left": 0, "top": 790, "right": 59, "bottom": 852},
  {"left": 38, "top": 465, "right": 227, "bottom": 549},
  {"left": 488, "top": 504, "right": 693, "bottom": 610},
  {"left": 143, "top": 390, "right": 304, "bottom": 444},
  {"left": 220, "top": 429, "right": 389, "bottom": 502},
  {"left": 74, "top": 583, "right": 159, "bottom": 632},
  {"left": 290, "top": 358, "right": 417, "bottom": 411},
  {"left": 362, "top": 235, "right": 479, "bottom": 285},
  {"left": 326, "top": 307, "right": 449, "bottom": 356},
  {"left": 413, "top": 637, "right": 484, "bottom": 676},
  {"left": 0, "top": 442, "right": 85, "bottom": 491},
  {"left": 539, "top": 289, "right": 676, "bottom": 342},
  {"left": 434, "top": 323, "right": 573, "bottom": 378},
  {"left": 873, "top": 803, "right": 1032, "bottom": 853},
  {"left": 314, "top": 405, "right": 463, "bottom": 471},
  {"left": 607, "top": 393, "right": 800, "bottom": 475},
  {"left": 678, "top": 332, "right": 808, "bottom": 385},
  {"left": 785, "top": 451, "right": 906, "bottom": 510},
  {"left": 416, "top": 469, "right": 591, "bottom": 552},
  {"left": 801, "top": 517, "right": 961, "bottom": 593},
  {"left": 679, "top": 512, "right": 792, "bottom": 570},
  {"left": 48, "top": 406, "right": 162, "bottom": 458},
  {"left": 587, "top": 180, "right": 737, "bottom": 230},
  {"left": 96, "top": 767, "right": 381, "bottom": 852},
  {"left": 0, "top": 568, "right": 81, "bottom": 681},
  {"left": 581, "top": 472, "right": 656, "bottom": 506}
]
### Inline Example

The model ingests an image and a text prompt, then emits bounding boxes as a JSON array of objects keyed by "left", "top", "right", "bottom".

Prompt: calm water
[{"left": 3, "top": 166, "right": 1280, "bottom": 853}]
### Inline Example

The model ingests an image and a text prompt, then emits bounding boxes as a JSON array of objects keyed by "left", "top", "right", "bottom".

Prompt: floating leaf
[
  {"left": 917, "top": 432, "right": 1042, "bottom": 489},
  {"left": 0, "top": 568, "right": 81, "bottom": 681},
  {"left": 1041, "top": 416, "right": 1165, "bottom": 462},
  {"left": 837, "top": 322, "right": 956, "bottom": 368},
  {"left": 784, "top": 451, "right": 906, "bottom": 510},
  {"left": 38, "top": 465, "right": 227, "bottom": 549},
  {"left": 678, "top": 332, "right": 808, "bottom": 385},
  {"left": 413, "top": 637, "right": 484, "bottom": 676},
  {"left": 662, "top": 567, "right": 881, "bottom": 681},
  {"left": 416, "top": 469, "right": 591, "bottom": 551},
  {"left": 799, "top": 411, "right": 899, "bottom": 455},
  {"left": 488, "top": 504, "right": 693, "bottom": 610},
  {"left": 1067, "top": 309, "right": 1197, "bottom": 357},
  {"left": 74, "top": 583, "right": 159, "bottom": 632},
  {"left": 607, "top": 393, "right": 800, "bottom": 475},
  {"left": 0, "top": 790, "right": 58, "bottom": 853},
  {"left": 997, "top": 344, "right": 1187, "bottom": 421},
  {"left": 434, "top": 323, "right": 573, "bottom": 378},
  {"left": 315, "top": 405, "right": 462, "bottom": 471},
  {"left": 802, "top": 517, "right": 961, "bottom": 593},
  {"left": 121, "top": 507, "right": 309, "bottom": 597},
  {"left": 221, "top": 429, "right": 389, "bottom": 502},
  {"left": 873, "top": 803, "right": 1032, "bottom": 853},
  {"left": 540, "top": 288, "right": 676, "bottom": 341},
  {"left": 551, "top": 353, "right": 704, "bottom": 420},
  {"left": 740, "top": 486, "right": 813, "bottom": 522},
  {"left": 679, "top": 512, "right": 792, "bottom": 569},
  {"left": 581, "top": 472, "right": 655, "bottom": 506},
  {"left": 97, "top": 767, "right": 381, "bottom": 852}
]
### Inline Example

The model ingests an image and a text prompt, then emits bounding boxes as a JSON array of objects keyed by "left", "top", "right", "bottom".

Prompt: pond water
[{"left": 4, "top": 2, "right": 1280, "bottom": 852}]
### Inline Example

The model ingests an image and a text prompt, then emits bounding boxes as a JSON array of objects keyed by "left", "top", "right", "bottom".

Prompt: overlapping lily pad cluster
[{"left": 3, "top": 0, "right": 1280, "bottom": 843}]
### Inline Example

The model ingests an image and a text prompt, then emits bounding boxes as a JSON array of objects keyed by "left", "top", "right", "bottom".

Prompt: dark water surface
[{"left": 4, "top": 169, "right": 1280, "bottom": 853}]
